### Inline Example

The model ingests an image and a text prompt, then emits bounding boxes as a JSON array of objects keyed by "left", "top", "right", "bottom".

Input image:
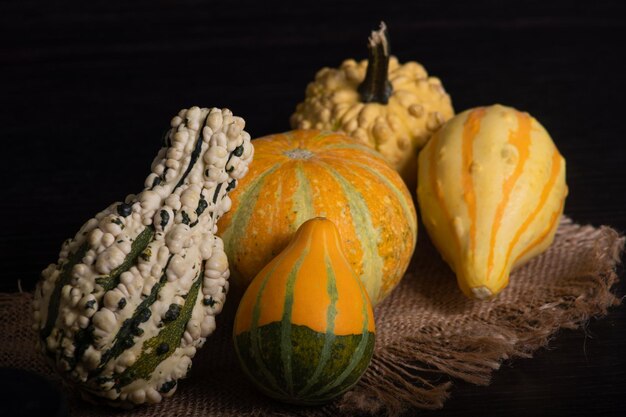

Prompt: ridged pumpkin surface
[
  {"left": 217, "top": 129, "right": 417, "bottom": 305},
  {"left": 417, "top": 105, "right": 567, "bottom": 299},
  {"left": 233, "top": 218, "right": 375, "bottom": 405}
]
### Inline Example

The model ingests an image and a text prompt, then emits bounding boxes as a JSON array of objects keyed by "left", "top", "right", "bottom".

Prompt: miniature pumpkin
[
  {"left": 417, "top": 104, "right": 567, "bottom": 299},
  {"left": 290, "top": 22, "right": 454, "bottom": 187},
  {"left": 32, "top": 107, "right": 254, "bottom": 406},
  {"left": 233, "top": 217, "right": 375, "bottom": 405},
  {"left": 217, "top": 129, "right": 417, "bottom": 306}
]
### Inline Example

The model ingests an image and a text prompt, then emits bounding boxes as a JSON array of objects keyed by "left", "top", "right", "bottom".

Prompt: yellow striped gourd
[
  {"left": 233, "top": 217, "right": 375, "bottom": 404},
  {"left": 417, "top": 104, "right": 568, "bottom": 299}
]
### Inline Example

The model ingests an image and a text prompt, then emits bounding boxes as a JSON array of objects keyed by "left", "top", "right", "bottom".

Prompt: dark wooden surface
[{"left": 1, "top": 1, "right": 625, "bottom": 416}]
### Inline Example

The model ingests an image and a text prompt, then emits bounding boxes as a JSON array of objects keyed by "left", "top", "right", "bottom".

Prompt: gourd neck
[
  {"left": 357, "top": 22, "right": 392, "bottom": 105},
  {"left": 289, "top": 217, "right": 344, "bottom": 255}
]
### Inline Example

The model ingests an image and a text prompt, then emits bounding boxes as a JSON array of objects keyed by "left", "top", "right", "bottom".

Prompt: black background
[{"left": 1, "top": 1, "right": 625, "bottom": 416}]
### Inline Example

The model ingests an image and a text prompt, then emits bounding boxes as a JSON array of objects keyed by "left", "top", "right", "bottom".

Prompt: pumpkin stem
[{"left": 357, "top": 22, "right": 392, "bottom": 104}]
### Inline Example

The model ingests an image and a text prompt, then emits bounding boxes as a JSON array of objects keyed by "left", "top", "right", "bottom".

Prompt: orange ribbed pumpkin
[{"left": 217, "top": 130, "right": 417, "bottom": 305}]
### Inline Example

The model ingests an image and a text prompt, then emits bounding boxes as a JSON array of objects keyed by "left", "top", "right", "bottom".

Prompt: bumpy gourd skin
[
  {"left": 290, "top": 56, "right": 454, "bottom": 185},
  {"left": 32, "top": 107, "right": 253, "bottom": 406},
  {"left": 417, "top": 105, "right": 567, "bottom": 299}
]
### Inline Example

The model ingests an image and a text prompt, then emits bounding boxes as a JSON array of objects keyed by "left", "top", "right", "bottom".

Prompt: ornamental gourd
[
  {"left": 233, "top": 217, "right": 375, "bottom": 405},
  {"left": 32, "top": 107, "right": 253, "bottom": 406},
  {"left": 217, "top": 129, "right": 417, "bottom": 306},
  {"left": 417, "top": 104, "right": 567, "bottom": 299},
  {"left": 290, "top": 22, "right": 454, "bottom": 187}
]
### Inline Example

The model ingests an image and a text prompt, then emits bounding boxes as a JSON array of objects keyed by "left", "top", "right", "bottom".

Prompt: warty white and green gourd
[{"left": 32, "top": 106, "right": 254, "bottom": 406}]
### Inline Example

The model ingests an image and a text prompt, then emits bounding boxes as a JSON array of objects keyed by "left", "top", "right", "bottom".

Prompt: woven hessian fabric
[{"left": 1, "top": 217, "right": 623, "bottom": 416}]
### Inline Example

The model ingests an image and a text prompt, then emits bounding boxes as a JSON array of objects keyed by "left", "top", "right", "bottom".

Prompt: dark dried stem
[{"left": 357, "top": 22, "right": 393, "bottom": 104}]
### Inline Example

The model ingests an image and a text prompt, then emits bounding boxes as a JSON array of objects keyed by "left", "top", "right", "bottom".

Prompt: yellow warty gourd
[
  {"left": 417, "top": 104, "right": 568, "bottom": 299},
  {"left": 290, "top": 23, "right": 454, "bottom": 187}
]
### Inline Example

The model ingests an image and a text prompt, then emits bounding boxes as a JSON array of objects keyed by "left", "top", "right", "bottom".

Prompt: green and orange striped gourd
[
  {"left": 417, "top": 104, "right": 568, "bottom": 299},
  {"left": 233, "top": 217, "right": 375, "bottom": 405},
  {"left": 217, "top": 129, "right": 417, "bottom": 306}
]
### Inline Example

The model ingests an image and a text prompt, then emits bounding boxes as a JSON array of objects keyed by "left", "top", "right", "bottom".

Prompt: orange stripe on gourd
[
  {"left": 461, "top": 108, "right": 486, "bottom": 257},
  {"left": 514, "top": 179, "right": 565, "bottom": 264},
  {"left": 486, "top": 111, "right": 532, "bottom": 279},
  {"left": 497, "top": 149, "right": 564, "bottom": 283},
  {"left": 515, "top": 202, "right": 563, "bottom": 264}
]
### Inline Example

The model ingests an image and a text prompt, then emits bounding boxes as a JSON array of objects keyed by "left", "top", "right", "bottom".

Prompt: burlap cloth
[{"left": 1, "top": 217, "right": 624, "bottom": 416}]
